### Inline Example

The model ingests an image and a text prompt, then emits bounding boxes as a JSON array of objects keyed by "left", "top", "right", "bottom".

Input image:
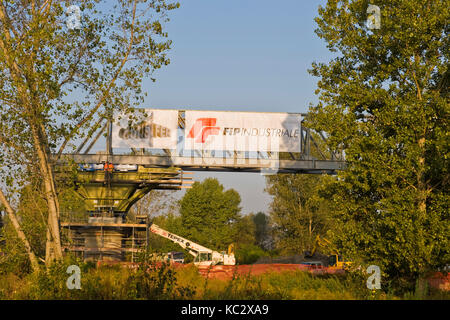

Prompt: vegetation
[
  {"left": 179, "top": 178, "right": 241, "bottom": 252},
  {"left": 0, "top": 0, "right": 448, "bottom": 301},
  {"left": 0, "top": 0, "right": 180, "bottom": 266},
  {"left": 308, "top": 0, "right": 449, "bottom": 293},
  {"left": 0, "top": 185, "right": 86, "bottom": 274},
  {"left": 1, "top": 257, "right": 448, "bottom": 300},
  {"left": 266, "top": 174, "right": 335, "bottom": 255},
  {"left": 252, "top": 211, "right": 273, "bottom": 250},
  {"left": 138, "top": 178, "right": 271, "bottom": 265}
]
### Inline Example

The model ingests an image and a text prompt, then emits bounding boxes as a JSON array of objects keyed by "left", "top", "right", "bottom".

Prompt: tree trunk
[
  {"left": 0, "top": 7, "right": 61, "bottom": 264},
  {"left": 417, "top": 136, "right": 427, "bottom": 215},
  {"left": 30, "top": 123, "right": 63, "bottom": 262},
  {"left": 417, "top": 134, "right": 429, "bottom": 273},
  {"left": 309, "top": 217, "right": 313, "bottom": 251}
]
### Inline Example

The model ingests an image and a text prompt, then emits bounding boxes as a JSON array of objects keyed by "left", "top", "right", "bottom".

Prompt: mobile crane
[{"left": 149, "top": 223, "right": 236, "bottom": 266}]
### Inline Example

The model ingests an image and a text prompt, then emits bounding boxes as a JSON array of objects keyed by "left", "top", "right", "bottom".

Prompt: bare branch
[{"left": 56, "top": 0, "right": 139, "bottom": 158}]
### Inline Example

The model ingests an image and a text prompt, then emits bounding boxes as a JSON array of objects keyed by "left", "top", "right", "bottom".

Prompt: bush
[
  {"left": 1, "top": 258, "right": 447, "bottom": 300},
  {"left": 235, "top": 244, "right": 269, "bottom": 265},
  {"left": 8, "top": 255, "right": 196, "bottom": 300}
]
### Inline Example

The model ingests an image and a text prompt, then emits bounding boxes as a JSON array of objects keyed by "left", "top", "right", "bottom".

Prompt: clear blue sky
[{"left": 143, "top": 0, "right": 333, "bottom": 214}]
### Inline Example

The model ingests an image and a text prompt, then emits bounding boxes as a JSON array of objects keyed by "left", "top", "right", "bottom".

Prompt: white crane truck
[{"left": 149, "top": 223, "right": 236, "bottom": 266}]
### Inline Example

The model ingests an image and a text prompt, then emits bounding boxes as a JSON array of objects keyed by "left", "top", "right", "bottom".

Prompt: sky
[{"left": 137, "top": 0, "right": 334, "bottom": 215}]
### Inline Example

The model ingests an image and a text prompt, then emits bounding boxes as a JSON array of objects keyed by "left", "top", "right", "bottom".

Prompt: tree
[
  {"left": 252, "top": 211, "right": 273, "bottom": 250},
  {"left": 233, "top": 214, "right": 256, "bottom": 246},
  {"left": 147, "top": 212, "right": 185, "bottom": 255},
  {"left": 308, "top": 0, "right": 449, "bottom": 291},
  {"left": 265, "top": 174, "right": 333, "bottom": 255},
  {"left": 0, "top": 188, "right": 39, "bottom": 271},
  {"left": 0, "top": 0, "right": 179, "bottom": 266},
  {"left": 128, "top": 190, "right": 178, "bottom": 223},
  {"left": 179, "top": 178, "right": 241, "bottom": 251}
]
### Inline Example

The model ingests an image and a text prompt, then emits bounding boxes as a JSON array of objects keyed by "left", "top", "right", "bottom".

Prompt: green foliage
[
  {"left": 252, "top": 212, "right": 273, "bottom": 250},
  {"left": 59, "top": 188, "right": 88, "bottom": 222},
  {"left": 179, "top": 178, "right": 241, "bottom": 251},
  {"left": 309, "top": 0, "right": 449, "bottom": 293},
  {"left": 1, "top": 260, "right": 448, "bottom": 300},
  {"left": 0, "top": 1, "right": 180, "bottom": 160},
  {"left": 0, "top": 183, "right": 91, "bottom": 275},
  {"left": 266, "top": 174, "right": 335, "bottom": 255},
  {"left": 233, "top": 214, "right": 257, "bottom": 246},
  {"left": 235, "top": 243, "right": 269, "bottom": 265},
  {"left": 5, "top": 255, "right": 195, "bottom": 300},
  {"left": 0, "top": 184, "right": 47, "bottom": 275},
  {"left": 0, "top": 218, "right": 33, "bottom": 276},
  {"left": 0, "top": 0, "right": 180, "bottom": 265},
  {"left": 125, "top": 261, "right": 196, "bottom": 300}
]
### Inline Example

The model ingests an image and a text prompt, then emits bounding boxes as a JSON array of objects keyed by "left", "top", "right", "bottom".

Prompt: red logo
[{"left": 187, "top": 118, "right": 220, "bottom": 143}]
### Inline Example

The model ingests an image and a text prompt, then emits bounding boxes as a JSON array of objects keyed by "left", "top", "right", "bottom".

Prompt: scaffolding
[
  {"left": 59, "top": 165, "right": 190, "bottom": 263},
  {"left": 62, "top": 215, "right": 149, "bottom": 263}
]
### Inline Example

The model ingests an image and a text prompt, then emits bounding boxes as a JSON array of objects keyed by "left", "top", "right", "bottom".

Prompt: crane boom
[
  {"left": 148, "top": 223, "right": 236, "bottom": 266},
  {"left": 149, "top": 223, "right": 211, "bottom": 256}
]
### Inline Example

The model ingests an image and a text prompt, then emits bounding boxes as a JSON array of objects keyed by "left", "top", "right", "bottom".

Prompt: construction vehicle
[
  {"left": 304, "top": 235, "right": 352, "bottom": 269},
  {"left": 149, "top": 223, "right": 236, "bottom": 266},
  {"left": 165, "top": 251, "right": 185, "bottom": 264}
]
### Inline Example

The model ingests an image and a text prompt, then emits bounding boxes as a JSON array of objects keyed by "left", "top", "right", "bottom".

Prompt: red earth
[{"left": 196, "top": 263, "right": 345, "bottom": 280}]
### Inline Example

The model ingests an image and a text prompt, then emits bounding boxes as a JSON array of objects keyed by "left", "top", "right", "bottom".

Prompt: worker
[{"left": 103, "top": 162, "right": 114, "bottom": 185}]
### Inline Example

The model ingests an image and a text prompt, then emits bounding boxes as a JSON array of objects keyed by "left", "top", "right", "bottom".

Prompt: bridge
[
  {"left": 55, "top": 110, "right": 345, "bottom": 262},
  {"left": 58, "top": 111, "right": 345, "bottom": 174}
]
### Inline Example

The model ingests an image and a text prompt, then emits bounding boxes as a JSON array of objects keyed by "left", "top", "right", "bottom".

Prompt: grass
[{"left": 0, "top": 260, "right": 448, "bottom": 300}]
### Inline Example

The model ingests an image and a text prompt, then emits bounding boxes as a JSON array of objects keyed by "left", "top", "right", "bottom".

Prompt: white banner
[
  {"left": 184, "top": 111, "right": 301, "bottom": 152},
  {"left": 112, "top": 109, "right": 178, "bottom": 149}
]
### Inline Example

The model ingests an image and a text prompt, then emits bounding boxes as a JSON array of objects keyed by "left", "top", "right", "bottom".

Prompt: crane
[{"left": 149, "top": 223, "right": 236, "bottom": 266}]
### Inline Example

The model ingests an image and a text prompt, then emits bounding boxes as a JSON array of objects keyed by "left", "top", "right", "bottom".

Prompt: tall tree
[
  {"left": 0, "top": 0, "right": 179, "bottom": 265},
  {"left": 179, "top": 178, "right": 241, "bottom": 251},
  {"left": 233, "top": 214, "right": 256, "bottom": 246},
  {"left": 252, "top": 211, "right": 273, "bottom": 250},
  {"left": 309, "top": 0, "right": 449, "bottom": 291},
  {"left": 265, "top": 174, "right": 333, "bottom": 255}
]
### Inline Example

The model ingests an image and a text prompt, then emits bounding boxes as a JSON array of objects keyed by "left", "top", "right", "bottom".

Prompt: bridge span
[{"left": 55, "top": 110, "right": 345, "bottom": 262}]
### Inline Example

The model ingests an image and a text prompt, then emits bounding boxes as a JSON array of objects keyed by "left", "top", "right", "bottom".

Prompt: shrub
[{"left": 235, "top": 244, "right": 269, "bottom": 265}]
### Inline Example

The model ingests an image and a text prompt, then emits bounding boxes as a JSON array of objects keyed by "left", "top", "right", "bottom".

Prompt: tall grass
[{"left": 0, "top": 260, "right": 448, "bottom": 300}]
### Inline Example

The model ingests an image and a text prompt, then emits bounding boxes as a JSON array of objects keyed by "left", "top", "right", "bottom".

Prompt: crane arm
[{"left": 149, "top": 223, "right": 212, "bottom": 258}]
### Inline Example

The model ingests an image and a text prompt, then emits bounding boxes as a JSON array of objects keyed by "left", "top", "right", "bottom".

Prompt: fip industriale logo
[{"left": 186, "top": 118, "right": 220, "bottom": 143}]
